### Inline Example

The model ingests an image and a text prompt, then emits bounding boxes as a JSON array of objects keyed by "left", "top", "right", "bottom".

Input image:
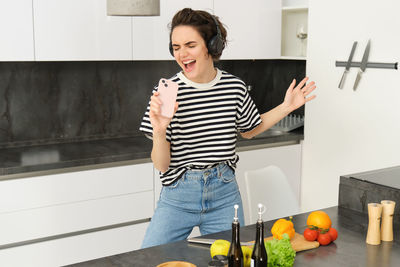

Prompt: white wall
[
  {"left": 301, "top": 0, "right": 400, "bottom": 212},
  {"left": 282, "top": 0, "right": 308, "bottom": 7}
]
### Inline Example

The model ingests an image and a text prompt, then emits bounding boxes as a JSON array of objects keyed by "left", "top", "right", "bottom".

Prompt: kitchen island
[{"left": 67, "top": 206, "right": 400, "bottom": 267}]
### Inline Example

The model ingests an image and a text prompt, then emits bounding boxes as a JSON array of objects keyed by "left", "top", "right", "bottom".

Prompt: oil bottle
[
  {"left": 251, "top": 203, "right": 268, "bottom": 266},
  {"left": 228, "top": 204, "right": 243, "bottom": 267}
]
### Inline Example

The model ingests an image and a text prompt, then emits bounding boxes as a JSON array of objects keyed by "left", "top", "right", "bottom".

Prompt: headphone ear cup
[
  {"left": 169, "top": 41, "right": 174, "bottom": 57},
  {"left": 207, "top": 36, "right": 217, "bottom": 56},
  {"left": 207, "top": 35, "right": 224, "bottom": 56}
]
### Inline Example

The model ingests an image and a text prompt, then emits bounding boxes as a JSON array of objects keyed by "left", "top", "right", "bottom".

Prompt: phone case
[{"left": 157, "top": 78, "right": 179, "bottom": 118}]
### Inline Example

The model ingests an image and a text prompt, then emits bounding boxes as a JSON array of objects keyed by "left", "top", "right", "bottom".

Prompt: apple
[
  {"left": 210, "top": 240, "right": 253, "bottom": 267},
  {"left": 210, "top": 239, "right": 230, "bottom": 258},
  {"left": 241, "top": 246, "right": 253, "bottom": 267}
]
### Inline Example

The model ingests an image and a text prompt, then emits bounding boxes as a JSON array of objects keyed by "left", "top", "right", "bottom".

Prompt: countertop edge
[{"left": 0, "top": 132, "right": 303, "bottom": 180}]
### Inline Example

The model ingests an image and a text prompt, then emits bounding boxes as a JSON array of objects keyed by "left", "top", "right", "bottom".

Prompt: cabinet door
[
  {"left": 214, "top": 0, "right": 281, "bottom": 59},
  {"left": 0, "top": 163, "right": 154, "bottom": 247},
  {"left": 33, "top": 0, "right": 132, "bottom": 61},
  {"left": 236, "top": 144, "right": 302, "bottom": 225},
  {"left": 132, "top": 0, "right": 213, "bottom": 60},
  {"left": 0, "top": 222, "right": 149, "bottom": 266},
  {"left": 0, "top": 0, "right": 34, "bottom": 61}
]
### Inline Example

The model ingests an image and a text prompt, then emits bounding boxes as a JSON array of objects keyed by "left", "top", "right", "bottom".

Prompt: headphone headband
[{"left": 169, "top": 14, "right": 224, "bottom": 57}]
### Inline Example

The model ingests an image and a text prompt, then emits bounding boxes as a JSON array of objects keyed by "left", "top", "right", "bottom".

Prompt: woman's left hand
[{"left": 283, "top": 77, "right": 316, "bottom": 112}]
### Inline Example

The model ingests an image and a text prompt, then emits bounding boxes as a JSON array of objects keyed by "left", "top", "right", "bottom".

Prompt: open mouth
[{"left": 183, "top": 59, "right": 196, "bottom": 72}]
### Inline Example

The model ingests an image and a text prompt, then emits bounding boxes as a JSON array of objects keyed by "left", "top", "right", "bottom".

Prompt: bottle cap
[
  {"left": 233, "top": 204, "right": 239, "bottom": 223},
  {"left": 257, "top": 203, "right": 266, "bottom": 222}
]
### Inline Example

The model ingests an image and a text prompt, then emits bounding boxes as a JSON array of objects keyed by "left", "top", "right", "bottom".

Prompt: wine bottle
[
  {"left": 251, "top": 204, "right": 268, "bottom": 267},
  {"left": 228, "top": 204, "right": 243, "bottom": 267}
]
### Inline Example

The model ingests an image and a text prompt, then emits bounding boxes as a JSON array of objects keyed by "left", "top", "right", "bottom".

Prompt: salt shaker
[
  {"left": 366, "top": 203, "right": 382, "bottom": 245},
  {"left": 381, "top": 200, "right": 396, "bottom": 242}
]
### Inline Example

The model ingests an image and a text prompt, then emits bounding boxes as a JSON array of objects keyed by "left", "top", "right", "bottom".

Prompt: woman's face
[{"left": 171, "top": 25, "right": 215, "bottom": 83}]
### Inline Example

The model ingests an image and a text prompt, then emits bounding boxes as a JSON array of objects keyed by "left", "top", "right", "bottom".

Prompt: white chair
[{"left": 244, "top": 165, "right": 300, "bottom": 223}]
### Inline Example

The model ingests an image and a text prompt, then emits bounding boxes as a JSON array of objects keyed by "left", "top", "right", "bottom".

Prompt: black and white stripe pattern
[{"left": 139, "top": 69, "right": 261, "bottom": 186}]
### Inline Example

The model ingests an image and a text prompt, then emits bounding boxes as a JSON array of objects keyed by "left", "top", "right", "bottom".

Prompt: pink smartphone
[{"left": 157, "top": 78, "right": 179, "bottom": 118}]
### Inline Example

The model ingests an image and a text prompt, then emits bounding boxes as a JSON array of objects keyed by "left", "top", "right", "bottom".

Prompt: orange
[{"left": 306, "top": 210, "right": 332, "bottom": 229}]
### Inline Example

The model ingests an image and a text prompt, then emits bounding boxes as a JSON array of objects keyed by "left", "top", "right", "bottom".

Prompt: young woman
[{"left": 140, "top": 8, "right": 316, "bottom": 248}]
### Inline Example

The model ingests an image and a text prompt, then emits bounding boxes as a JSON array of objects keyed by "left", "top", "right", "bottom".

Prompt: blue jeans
[{"left": 141, "top": 163, "right": 245, "bottom": 248}]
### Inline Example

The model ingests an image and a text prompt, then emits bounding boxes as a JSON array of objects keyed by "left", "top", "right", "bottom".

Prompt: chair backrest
[{"left": 244, "top": 165, "right": 300, "bottom": 223}]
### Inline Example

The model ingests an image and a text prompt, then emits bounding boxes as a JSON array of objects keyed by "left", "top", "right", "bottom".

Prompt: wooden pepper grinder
[
  {"left": 366, "top": 203, "right": 382, "bottom": 245},
  {"left": 381, "top": 200, "right": 396, "bottom": 242}
]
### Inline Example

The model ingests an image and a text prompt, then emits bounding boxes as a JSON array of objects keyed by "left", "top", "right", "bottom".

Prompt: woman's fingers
[
  {"left": 302, "top": 83, "right": 316, "bottom": 96},
  {"left": 303, "top": 81, "right": 317, "bottom": 102},
  {"left": 303, "top": 81, "right": 315, "bottom": 89},
  {"left": 150, "top": 102, "right": 160, "bottom": 117},
  {"left": 173, "top": 102, "right": 179, "bottom": 113},
  {"left": 289, "top": 79, "right": 296, "bottom": 90},
  {"left": 285, "top": 79, "right": 297, "bottom": 95},
  {"left": 305, "top": 94, "right": 317, "bottom": 102},
  {"left": 295, "top": 77, "right": 309, "bottom": 90},
  {"left": 150, "top": 92, "right": 163, "bottom": 115},
  {"left": 151, "top": 105, "right": 160, "bottom": 115},
  {"left": 151, "top": 93, "right": 162, "bottom": 105}
]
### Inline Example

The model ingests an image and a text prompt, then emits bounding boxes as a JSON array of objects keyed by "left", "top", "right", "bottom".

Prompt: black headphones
[{"left": 169, "top": 15, "right": 224, "bottom": 57}]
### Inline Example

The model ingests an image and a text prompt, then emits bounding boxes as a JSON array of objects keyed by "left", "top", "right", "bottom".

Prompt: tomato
[
  {"left": 328, "top": 227, "right": 338, "bottom": 241},
  {"left": 317, "top": 232, "right": 332, "bottom": 246},
  {"left": 303, "top": 228, "right": 319, "bottom": 241}
]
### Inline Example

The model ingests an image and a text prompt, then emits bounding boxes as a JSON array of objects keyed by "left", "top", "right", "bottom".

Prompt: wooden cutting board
[{"left": 248, "top": 232, "right": 319, "bottom": 252}]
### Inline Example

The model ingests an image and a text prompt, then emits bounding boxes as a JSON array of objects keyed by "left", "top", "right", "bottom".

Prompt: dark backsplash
[{"left": 0, "top": 60, "right": 305, "bottom": 148}]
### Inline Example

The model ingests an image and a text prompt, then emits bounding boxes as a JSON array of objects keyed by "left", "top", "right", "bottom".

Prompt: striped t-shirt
[{"left": 139, "top": 68, "right": 261, "bottom": 186}]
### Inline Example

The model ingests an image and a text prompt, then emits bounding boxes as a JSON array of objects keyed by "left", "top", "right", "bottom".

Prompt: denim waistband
[{"left": 183, "top": 162, "right": 231, "bottom": 180}]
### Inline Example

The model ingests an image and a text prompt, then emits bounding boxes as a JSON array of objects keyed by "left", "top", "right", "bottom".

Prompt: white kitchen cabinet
[
  {"left": 281, "top": 0, "right": 308, "bottom": 59},
  {"left": 236, "top": 143, "right": 302, "bottom": 225},
  {"left": 0, "top": 221, "right": 149, "bottom": 267},
  {"left": 214, "top": 0, "right": 281, "bottom": 60},
  {"left": 0, "top": 0, "right": 34, "bottom": 61},
  {"left": 0, "top": 162, "right": 153, "bottom": 266},
  {"left": 132, "top": 0, "right": 213, "bottom": 60},
  {"left": 33, "top": 0, "right": 132, "bottom": 61}
]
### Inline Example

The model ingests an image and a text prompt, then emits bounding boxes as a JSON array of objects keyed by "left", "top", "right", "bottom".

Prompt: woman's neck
[{"left": 185, "top": 63, "right": 217, "bottom": 84}]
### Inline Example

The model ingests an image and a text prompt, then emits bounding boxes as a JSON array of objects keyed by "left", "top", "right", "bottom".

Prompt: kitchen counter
[
  {"left": 66, "top": 206, "right": 400, "bottom": 267},
  {"left": 0, "top": 128, "right": 303, "bottom": 179},
  {"left": 339, "top": 166, "right": 400, "bottom": 223}
]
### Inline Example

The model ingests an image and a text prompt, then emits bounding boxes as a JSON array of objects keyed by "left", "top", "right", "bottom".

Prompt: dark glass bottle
[
  {"left": 228, "top": 204, "right": 243, "bottom": 267},
  {"left": 251, "top": 204, "right": 268, "bottom": 267}
]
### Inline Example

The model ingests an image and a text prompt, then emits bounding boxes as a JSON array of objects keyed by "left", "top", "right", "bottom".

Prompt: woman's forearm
[
  {"left": 241, "top": 77, "right": 316, "bottom": 139},
  {"left": 151, "top": 132, "right": 171, "bottom": 173},
  {"left": 240, "top": 103, "right": 292, "bottom": 139}
]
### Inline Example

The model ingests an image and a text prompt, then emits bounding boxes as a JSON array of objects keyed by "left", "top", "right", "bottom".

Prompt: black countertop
[
  {"left": 348, "top": 166, "right": 400, "bottom": 190},
  {"left": 339, "top": 166, "right": 400, "bottom": 223},
  {"left": 0, "top": 129, "right": 303, "bottom": 178},
  {"left": 66, "top": 206, "right": 400, "bottom": 267}
]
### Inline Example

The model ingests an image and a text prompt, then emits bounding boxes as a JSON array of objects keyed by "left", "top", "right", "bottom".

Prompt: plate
[{"left": 157, "top": 261, "right": 197, "bottom": 267}]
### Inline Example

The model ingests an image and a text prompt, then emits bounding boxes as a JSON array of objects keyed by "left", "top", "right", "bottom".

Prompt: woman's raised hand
[
  {"left": 283, "top": 77, "right": 316, "bottom": 112},
  {"left": 149, "top": 92, "right": 179, "bottom": 134}
]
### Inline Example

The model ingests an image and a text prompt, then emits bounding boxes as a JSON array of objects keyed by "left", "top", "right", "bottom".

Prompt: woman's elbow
[
  {"left": 158, "top": 166, "right": 168, "bottom": 173},
  {"left": 153, "top": 163, "right": 168, "bottom": 173},
  {"left": 240, "top": 131, "right": 254, "bottom": 139},
  {"left": 151, "top": 159, "right": 169, "bottom": 173}
]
